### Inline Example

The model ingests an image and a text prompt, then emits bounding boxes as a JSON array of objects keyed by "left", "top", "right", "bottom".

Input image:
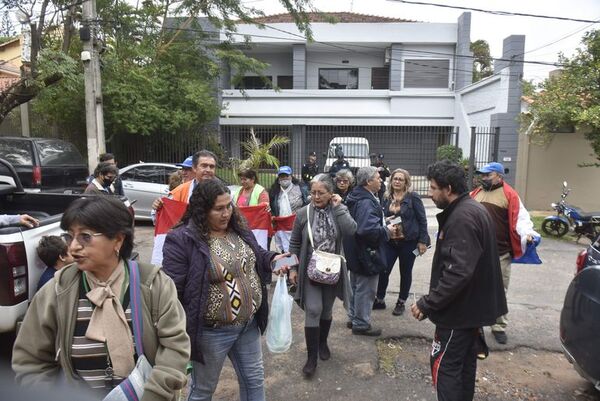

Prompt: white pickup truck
[{"left": 0, "top": 158, "right": 84, "bottom": 333}]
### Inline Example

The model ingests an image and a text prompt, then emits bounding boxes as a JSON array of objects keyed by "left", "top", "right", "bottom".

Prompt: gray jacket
[{"left": 288, "top": 203, "right": 357, "bottom": 310}]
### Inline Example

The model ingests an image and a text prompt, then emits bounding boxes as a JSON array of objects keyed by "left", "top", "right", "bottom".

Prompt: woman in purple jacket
[{"left": 162, "top": 179, "right": 290, "bottom": 401}]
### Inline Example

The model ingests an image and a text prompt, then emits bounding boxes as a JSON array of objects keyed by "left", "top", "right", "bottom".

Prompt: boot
[
  {"left": 319, "top": 319, "right": 332, "bottom": 361},
  {"left": 302, "top": 327, "right": 319, "bottom": 378}
]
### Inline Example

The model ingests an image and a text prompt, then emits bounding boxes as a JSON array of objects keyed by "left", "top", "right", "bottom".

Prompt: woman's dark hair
[
  {"left": 99, "top": 153, "right": 115, "bottom": 163},
  {"left": 238, "top": 169, "right": 258, "bottom": 184},
  {"left": 179, "top": 179, "right": 246, "bottom": 241},
  {"left": 60, "top": 196, "right": 134, "bottom": 259},
  {"left": 426, "top": 160, "right": 467, "bottom": 195},
  {"left": 37, "top": 236, "right": 68, "bottom": 267},
  {"left": 93, "top": 161, "right": 118, "bottom": 178}
]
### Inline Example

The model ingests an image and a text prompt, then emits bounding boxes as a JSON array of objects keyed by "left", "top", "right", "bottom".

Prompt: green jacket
[
  {"left": 232, "top": 184, "right": 266, "bottom": 206},
  {"left": 12, "top": 261, "right": 190, "bottom": 401}
]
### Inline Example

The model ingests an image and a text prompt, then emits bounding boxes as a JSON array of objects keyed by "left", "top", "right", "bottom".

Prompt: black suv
[
  {"left": 560, "top": 234, "right": 600, "bottom": 391},
  {"left": 0, "top": 137, "right": 88, "bottom": 192}
]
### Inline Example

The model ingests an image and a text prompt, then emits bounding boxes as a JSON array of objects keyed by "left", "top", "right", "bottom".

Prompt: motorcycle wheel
[{"left": 542, "top": 219, "right": 569, "bottom": 237}]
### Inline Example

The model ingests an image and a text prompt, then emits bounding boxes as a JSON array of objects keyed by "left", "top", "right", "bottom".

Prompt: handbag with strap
[
  {"left": 103, "top": 260, "right": 153, "bottom": 401},
  {"left": 306, "top": 207, "right": 345, "bottom": 285}
]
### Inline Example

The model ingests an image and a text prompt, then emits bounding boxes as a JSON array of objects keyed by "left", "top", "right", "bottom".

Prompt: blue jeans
[
  {"left": 347, "top": 271, "right": 378, "bottom": 330},
  {"left": 377, "top": 239, "right": 418, "bottom": 302},
  {"left": 188, "top": 318, "right": 265, "bottom": 401}
]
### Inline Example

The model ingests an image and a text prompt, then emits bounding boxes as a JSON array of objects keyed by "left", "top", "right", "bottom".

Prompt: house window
[
  {"left": 403, "top": 59, "right": 450, "bottom": 88},
  {"left": 277, "top": 75, "right": 293, "bottom": 89},
  {"left": 319, "top": 68, "right": 358, "bottom": 89},
  {"left": 234, "top": 76, "right": 273, "bottom": 89},
  {"left": 371, "top": 67, "right": 389, "bottom": 89}
]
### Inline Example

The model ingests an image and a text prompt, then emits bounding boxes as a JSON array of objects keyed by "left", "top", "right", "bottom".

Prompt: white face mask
[{"left": 279, "top": 179, "right": 292, "bottom": 188}]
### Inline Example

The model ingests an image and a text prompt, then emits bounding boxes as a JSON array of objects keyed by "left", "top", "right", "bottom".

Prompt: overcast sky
[{"left": 249, "top": 0, "right": 600, "bottom": 83}]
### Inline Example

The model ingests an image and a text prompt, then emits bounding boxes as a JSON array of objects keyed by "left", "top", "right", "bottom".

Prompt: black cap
[
  {"left": 308, "top": 151, "right": 316, "bottom": 156},
  {"left": 378, "top": 153, "right": 384, "bottom": 159}
]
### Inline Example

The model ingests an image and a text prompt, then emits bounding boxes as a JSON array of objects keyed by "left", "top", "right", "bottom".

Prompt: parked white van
[{"left": 324, "top": 137, "right": 370, "bottom": 173}]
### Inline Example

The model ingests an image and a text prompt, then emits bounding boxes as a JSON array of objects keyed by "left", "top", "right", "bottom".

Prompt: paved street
[{"left": 133, "top": 199, "right": 600, "bottom": 401}]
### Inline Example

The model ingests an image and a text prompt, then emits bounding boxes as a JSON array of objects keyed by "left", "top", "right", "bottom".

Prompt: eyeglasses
[
  {"left": 392, "top": 177, "right": 406, "bottom": 181},
  {"left": 336, "top": 179, "right": 349, "bottom": 184},
  {"left": 310, "top": 191, "right": 329, "bottom": 198},
  {"left": 61, "top": 232, "right": 104, "bottom": 247}
]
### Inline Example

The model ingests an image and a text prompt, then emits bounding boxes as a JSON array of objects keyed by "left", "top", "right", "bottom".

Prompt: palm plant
[{"left": 239, "top": 128, "right": 290, "bottom": 170}]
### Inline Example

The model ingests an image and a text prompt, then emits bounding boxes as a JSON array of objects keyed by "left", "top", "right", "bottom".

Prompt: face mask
[
  {"left": 480, "top": 179, "right": 494, "bottom": 191},
  {"left": 279, "top": 179, "right": 292, "bottom": 188}
]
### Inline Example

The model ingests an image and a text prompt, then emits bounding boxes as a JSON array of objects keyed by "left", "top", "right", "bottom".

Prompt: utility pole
[
  {"left": 81, "top": 0, "right": 105, "bottom": 173},
  {"left": 19, "top": 17, "right": 32, "bottom": 137}
]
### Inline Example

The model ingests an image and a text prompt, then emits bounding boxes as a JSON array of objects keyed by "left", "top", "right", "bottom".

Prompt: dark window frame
[
  {"left": 318, "top": 68, "right": 359, "bottom": 90},
  {"left": 234, "top": 76, "right": 273, "bottom": 90},
  {"left": 403, "top": 59, "right": 450, "bottom": 89}
]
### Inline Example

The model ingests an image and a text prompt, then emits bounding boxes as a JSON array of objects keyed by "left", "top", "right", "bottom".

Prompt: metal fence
[
  {"left": 220, "top": 125, "right": 458, "bottom": 195},
  {"left": 467, "top": 127, "right": 500, "bottom": 190}
]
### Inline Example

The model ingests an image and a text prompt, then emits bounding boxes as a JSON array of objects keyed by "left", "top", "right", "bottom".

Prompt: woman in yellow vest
[{"left": 233, "top": 169, "right": 270, "bottom": 207}]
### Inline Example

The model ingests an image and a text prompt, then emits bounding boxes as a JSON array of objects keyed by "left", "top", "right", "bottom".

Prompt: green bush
[{"left": 436, "top": 145, "right": 463, "bottom": 163}]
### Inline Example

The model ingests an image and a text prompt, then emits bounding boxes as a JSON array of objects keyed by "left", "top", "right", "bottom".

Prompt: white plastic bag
[{"left": 266, "top": 275, "right": 294, "bottom": 353}]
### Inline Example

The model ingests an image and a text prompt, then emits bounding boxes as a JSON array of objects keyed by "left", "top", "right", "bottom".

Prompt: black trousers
[{"left": 430, "top": 327, "right": 479, "bottom": 401}]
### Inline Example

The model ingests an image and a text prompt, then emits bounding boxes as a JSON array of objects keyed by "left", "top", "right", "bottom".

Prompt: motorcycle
[{"left": 542, "top": 181, "right": 600, "bottom": 242}]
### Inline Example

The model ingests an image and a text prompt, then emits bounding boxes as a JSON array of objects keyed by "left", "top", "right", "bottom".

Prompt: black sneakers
[
  {"left": 352, "top": 325, "right": 382, "bottom": 337},
  {"left": 392, "top": 301, "right": 405, "bottom": 316},
  {"left": 372, "top": 299, "right": 386, "bottom": 310}
]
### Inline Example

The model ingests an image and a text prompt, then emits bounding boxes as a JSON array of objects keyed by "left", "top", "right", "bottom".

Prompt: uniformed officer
[
  {"left": 372, "top": 153, "right": 390, "bottom": 201},
  {"left": 329, "top": 145, "right": 351, "bottom": 177},
  {"left": 301, "top": 151, "right": 319, "bottom": 186}
]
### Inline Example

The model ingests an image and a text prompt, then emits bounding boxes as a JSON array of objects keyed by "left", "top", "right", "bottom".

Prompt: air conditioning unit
[{"left": 384, "top": 47, "right": 391, "bottom": 65}]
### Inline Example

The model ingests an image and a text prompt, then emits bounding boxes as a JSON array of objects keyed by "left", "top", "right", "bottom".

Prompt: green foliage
[
  {"left": 521, "top": 79, "right": 536, "bottom": 97},
  {"left": 471, "top": 39, "right": 493, "bottom": 83},
  {"left": 1, "top": 0, "right": 315, "bottom": 140},
  {"left": 436, "top": 145, "right": 463, "bottom": 163},
  {"left": 239, "top": 129, "right": 290, "bottom": 170},
  {"left": 527, "top": 30, "right": 600, "bottom": 166}
]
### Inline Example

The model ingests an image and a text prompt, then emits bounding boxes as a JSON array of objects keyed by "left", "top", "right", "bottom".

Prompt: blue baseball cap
[
  {"left": 176, "top": 156, "right": 193, "bottom": 168},
  {"left": 277, "top": 166, "right": 293, "bottom": 175},
  {"left": 477, "top": 162, "right": 504, "bottom": 174}
]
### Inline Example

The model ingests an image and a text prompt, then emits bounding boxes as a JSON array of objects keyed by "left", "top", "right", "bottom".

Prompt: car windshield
[
  {"left": 36, "top": 140, "right": 85, "bottom": 166},
  {"left": 0, "top": 139, "right": 33, "bottom": 165},
  {"left": 328, "top": 143, "right": 369, "bottom": 158}
]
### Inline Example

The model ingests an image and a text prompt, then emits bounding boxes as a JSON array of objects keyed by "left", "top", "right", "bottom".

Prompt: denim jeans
[
  {"left": 347, "top": 271, "right": 378, "bottom": 330},
  {"left": 188, "top": 318, "right": 265, "bottom": 401},
  {"left": 377, "top": 239, "right": 418, "bottom": 301}
]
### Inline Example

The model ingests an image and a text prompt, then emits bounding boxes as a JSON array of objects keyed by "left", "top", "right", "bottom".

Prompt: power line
[
  {"left": 388, "top": 0, "right": 600, "bottom": 24},
  {"left": 517, "top": 19, "right": 598, "bottom": 56},
  {"left": 98, "top": 19, "right": 564, "bottom": 69},
  {"left": 260, "top": 23, "right": 563, "bottom": 67}
]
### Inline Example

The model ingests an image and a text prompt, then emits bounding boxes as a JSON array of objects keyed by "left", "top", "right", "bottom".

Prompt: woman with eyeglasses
[
  {"left": 333, "top": 169, "right": 354, "bottom": 204},
  {"left": 288, "top": 174, "right": 357, "bottom": 378},
  {"left": 13, "top": 195, "right": 190, "bottom": 400},
  {"left": 373, "top": 169, "right": 430, "bottom": 315},
  {"left": 162, "top": 179, "right": 292, "bottom": 401}
]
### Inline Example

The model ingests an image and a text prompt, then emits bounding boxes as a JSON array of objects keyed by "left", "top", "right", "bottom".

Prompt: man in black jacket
[{"left": 411, "top": 160, "right": 507, "bottom": 401}]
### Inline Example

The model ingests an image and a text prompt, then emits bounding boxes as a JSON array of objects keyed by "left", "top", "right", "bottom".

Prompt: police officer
[
  {"left": 301, "top": 151, "right": 319, "bottom": 187},
  {"left": 329, "top": 145, "right": 351, "bottom": 177}
]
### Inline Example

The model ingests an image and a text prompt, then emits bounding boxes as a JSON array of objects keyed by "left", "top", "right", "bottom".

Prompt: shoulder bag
[{"left": 306, "top": 207, "right": 345, "bottom": 285}]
